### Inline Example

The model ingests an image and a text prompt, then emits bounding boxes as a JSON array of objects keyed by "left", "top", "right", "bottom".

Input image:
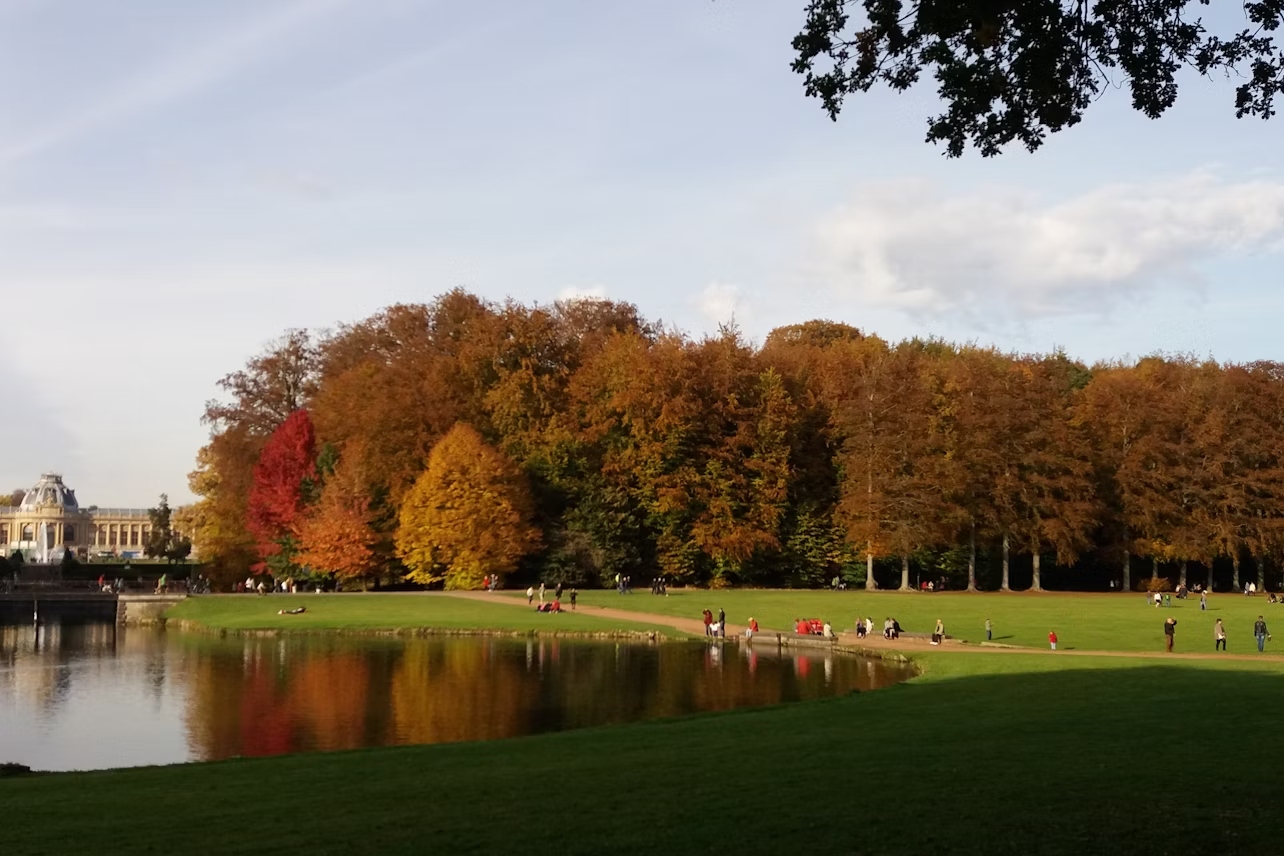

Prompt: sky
[{"left": 1, "top": 0, "right": 1281, "bottom": 508}]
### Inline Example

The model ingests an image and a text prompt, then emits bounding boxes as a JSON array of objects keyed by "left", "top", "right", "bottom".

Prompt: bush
[{"left": 1138, "top": 576, "right": 1174, "bottom": 593}]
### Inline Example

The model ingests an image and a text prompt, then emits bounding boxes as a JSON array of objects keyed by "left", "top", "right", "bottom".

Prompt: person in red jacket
[{"left": 1048, "top": 630, "right": 1058, "bottom": 651}]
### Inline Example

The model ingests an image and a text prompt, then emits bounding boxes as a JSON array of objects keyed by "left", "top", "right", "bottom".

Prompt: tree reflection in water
[{"left": 1, "top": 625, "right": 912, "bottom": 770}]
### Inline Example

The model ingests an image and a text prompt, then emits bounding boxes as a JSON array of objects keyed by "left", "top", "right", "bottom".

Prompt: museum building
[{"left": 0, "top": 473, "right": 155, "bottom": 562}]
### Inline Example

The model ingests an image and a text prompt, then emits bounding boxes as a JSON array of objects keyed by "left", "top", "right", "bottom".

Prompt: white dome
[{"left": 20, "top": 473, "right": 79, "bottom": 512}]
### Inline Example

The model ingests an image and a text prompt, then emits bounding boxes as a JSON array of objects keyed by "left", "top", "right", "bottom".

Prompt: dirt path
[{"left": 442, "top": 590, "right": 1284, "bottom": 664}]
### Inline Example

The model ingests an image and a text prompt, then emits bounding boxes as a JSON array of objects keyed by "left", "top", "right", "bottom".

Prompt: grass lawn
[
  {"left": 575, "top": 588, "right": 1284, "bottom": 653},
  {"left": 5, "top": 651, "right": 1284, "bottom": 855},
  {"left": 165, "top": 592, "right": 677, "bottom": 635}
]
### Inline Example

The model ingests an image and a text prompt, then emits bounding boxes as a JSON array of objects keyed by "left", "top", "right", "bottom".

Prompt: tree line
[{"left": 185, "top": 289, "right": 1284, "bottom": 592}]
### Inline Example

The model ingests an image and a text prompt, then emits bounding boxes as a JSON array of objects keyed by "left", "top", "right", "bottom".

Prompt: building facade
[{"left": 1, "top": 473, "right": 155, "bottom": 562}]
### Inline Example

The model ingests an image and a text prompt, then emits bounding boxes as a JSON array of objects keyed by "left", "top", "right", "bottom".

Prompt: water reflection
[{"left": 0, "top": 623, "right": 912, "bottom": 772}]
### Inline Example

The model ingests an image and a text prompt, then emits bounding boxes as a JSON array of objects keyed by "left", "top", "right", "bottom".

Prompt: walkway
[{"left": 442, "top": 590, "right": 1284, "bottom": 664}]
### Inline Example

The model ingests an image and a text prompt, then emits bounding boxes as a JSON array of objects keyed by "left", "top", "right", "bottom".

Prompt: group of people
[
  {"left": 794, "top": 618, "right": 834, "bottom": 638},
  {"left": 1198, "top": 615, "right": 1271, "bottom": 652},
  {"left": 481, "top": 574, "right": 501, "bottom": 591},
  {"left": 702, "top": 608, "right": 726, "bottom": 637},
  {"left": 650, "top": 576, "right": 669, "bottom": 596},
  {"left": 527, "top": 581, "right": 578, "bottom": 611},
  {"left": 614, "top": 574, "right": 633, "bottom": 594}
]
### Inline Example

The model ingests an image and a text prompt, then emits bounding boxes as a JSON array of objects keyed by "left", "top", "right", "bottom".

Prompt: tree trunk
[
  {"left": 1000, "top": 532, "right": 1011, "bottom": 591},
  {"left": 1179, "top": 561, "right": 1187, "bottom": 587},
  {"left": 899, "top": 554, "right": 911, "bottom": 591},
  {"left": 865, "top": 550, "right": 876, "bottom": 591},
  {"left": 1122, "top": 550, "right": 1131, "bottom": 593},
  {"left": 1151, "top": 556, "right": 1159, "bottom": 580},
  {"left": 1257, "top": 556, "right": 1265, "bottom": 591},
  {"left": 1232, "top": 552, "right": 1241, "bottom": 591},
  {"left": 1030, "top": 550, "right": 1042, "bottom": 592},
  {"left": 967, "top": 521, "right": 978, "bottom": 592},
  {"left": 1207, "top": 561, "right": 1214, "bottom": 592}
]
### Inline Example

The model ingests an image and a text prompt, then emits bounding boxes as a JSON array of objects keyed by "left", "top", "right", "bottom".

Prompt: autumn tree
[
  {"left": 191, "top": 331, "right": 319, "bottom": 581},
  {"left": 829, "top": 338, "right": 947, "bottom": 590},
  {"left": 296, "top": 449, "right": 378, "bottom": 588},
  {"left": 791, "top": 0, "right": 1284, "bottom": 157},
  {"left": 246, "top": 409, "right": 318, "bottom": 576},
  {"left": 397, "top": 424, "right": 540, "bottom": 589}
]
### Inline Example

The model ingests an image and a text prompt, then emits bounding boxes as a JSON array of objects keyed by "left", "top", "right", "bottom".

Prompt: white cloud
[
  {"left": 812, "top": 172, "right": 1284, "bottom": 319},
  {"left": 696, "top": 281, "right": 744, "bottom": 327},
  {"left": 558, "top": 284, "right": 608, "bottom": 301}
]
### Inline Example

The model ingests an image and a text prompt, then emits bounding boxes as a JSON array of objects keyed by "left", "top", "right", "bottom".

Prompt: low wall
[{"left": 116, "top": 594, "right": 186, "bottom": 626}]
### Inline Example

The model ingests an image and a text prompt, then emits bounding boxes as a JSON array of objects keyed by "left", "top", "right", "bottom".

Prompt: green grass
[
  {"left": 165, "top": 592, "right": 676, "bottom": 635},
  {"left": 8, "top": 591, "right": 1284, "bottom": 854},
  {"left": 5, "top": 652, "right": 1284, "bottom": 855},
  {"left": 578, "top": 587, "right": 1283, "bottom": 652}
]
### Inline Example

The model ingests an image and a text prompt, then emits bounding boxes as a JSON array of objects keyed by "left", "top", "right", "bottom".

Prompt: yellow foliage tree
[{"left": 396, "top": 424, "right": 540, "bottom": 589}]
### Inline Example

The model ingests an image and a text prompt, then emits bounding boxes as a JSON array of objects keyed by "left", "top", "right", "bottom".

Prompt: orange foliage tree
[{"left": 296, "top": 449, "right": 377, "bottom": 587}]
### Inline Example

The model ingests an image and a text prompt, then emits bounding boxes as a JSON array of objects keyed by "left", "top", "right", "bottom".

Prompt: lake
[{"left": 0, "top": 620, "right": 912, "bottom": 771}]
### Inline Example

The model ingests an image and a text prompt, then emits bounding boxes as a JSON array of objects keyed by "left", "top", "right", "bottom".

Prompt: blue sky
[{"left": 1, "top": 0, "right": 1281, "bottom": 507}]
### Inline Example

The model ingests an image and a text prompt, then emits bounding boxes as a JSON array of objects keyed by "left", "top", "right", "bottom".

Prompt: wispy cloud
[
  {"left": 812, "top": 172, "right": 1284, "bottom": 320},
  {"left": 0, "top": 0, "right": 357, "bottom": 165}
]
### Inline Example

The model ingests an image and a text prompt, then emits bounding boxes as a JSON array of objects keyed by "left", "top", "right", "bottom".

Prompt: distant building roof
[{"left": 19, "top": 473, "right": 78, "bottom": 512}]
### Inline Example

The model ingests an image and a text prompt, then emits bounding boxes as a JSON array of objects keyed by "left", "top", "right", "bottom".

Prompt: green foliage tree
[
  {"left": 146, "top": 494, "right": 175, "bottom": 561},
  {"left": 397, "top": 424, "right": 540, "bottom": 589},
  {"left": 791, "top": 0, "right": 1284, "bottom": 156}
]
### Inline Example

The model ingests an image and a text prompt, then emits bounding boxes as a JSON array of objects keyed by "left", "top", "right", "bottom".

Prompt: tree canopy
[
  {"left": 191, "top": 290, "right": 1284, "bottom": 593},
  {"left": 791, "top": 0, "right": 1284, "bottom": 155}
]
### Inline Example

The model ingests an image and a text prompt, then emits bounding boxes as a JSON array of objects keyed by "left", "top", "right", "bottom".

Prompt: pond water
[{"left": 0, "top": 621, "right": 913, "bottom": 772}]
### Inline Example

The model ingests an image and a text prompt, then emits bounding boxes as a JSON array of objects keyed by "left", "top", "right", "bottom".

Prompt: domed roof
[{"left": 20, "top": 473, "right": 79, "bottom": 512}]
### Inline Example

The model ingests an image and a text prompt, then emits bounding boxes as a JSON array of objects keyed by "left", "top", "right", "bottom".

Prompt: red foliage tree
[{"left": 246, "top": 409, "right": 317, "bottom": 571}]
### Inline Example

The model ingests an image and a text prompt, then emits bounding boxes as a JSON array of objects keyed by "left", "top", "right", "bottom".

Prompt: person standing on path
[
  {"left": 1048, "top": 630, "right": 1058, "bottom": 651},
  {"left": 718, "top": 608, "right": 726, "bottom": 638},
  {"left": 539, "top": 582, "right": 545, "bottom": 605},
  {"left": 703, "top": 609, "right": 713, "bottom": 637},
  {"left": 1215, "top": 618, "right": 1227, "bottom": 651},
  {"left": 569, "top": 588, "right": 577, "bottom": 610},
  {"left": 985, "top": 618, "right": 992, "bottom": 642},
  {"left": 933, "top": 619, "right": 945, "bottom": 645},
  {"left": 1164, "top": 617, "right": 1177, "bottom": 652},
  {"left": 1255, "top": 615, "right": 1271, "bottom": 652}
]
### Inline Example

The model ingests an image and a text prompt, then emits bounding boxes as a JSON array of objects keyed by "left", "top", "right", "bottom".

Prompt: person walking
[
  {"left": 569, "top": 587, "right": 578, "bottom": 610},
  {"left": 985, "top": 618, "right": 993, "bottom": 642},
  {"left": 1215, "top": 618, "right": 1227, "bottom": 651},
  {"left": 526, "top": 586, "right": 535, "bottom": 605},
  {"left": 1200, "top": 590, "right": 1208, "bottom": 611},
  {"left": 933, "top": 619, "right": 945, "bottom": 645},
  {"left": 1164, "top": 617, "right": 1177, "bottom": 652},
  {"left": 1254, "top": 615, "right": 1271, "bottom": 652},
  {"left": 717, "top": 608, "right": 726, "bottom": 638},
  {"left": 1048, "top": 630, "right": 1058, "bottom": 651}
]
